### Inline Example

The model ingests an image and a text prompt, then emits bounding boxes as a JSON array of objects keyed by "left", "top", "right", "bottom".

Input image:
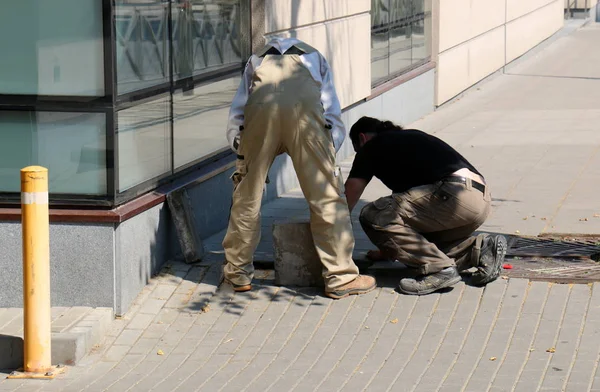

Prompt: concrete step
[{"left": 0, "top": 307, "right": 113, "bottom": 370}]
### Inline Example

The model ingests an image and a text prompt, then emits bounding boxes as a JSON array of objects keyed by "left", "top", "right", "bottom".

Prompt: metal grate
[
  {"left": 501, "top": 257, "right": 600, "bottom": 283},
  {"left": 507, "top": 236, "right": 600, "bottom": 260}
]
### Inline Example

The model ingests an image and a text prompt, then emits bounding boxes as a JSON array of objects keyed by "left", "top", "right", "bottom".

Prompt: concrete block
[
  {"left": 0, "top": 307, "right": 113, "bottom": 369},
  {"left": 0, "top": 334, "right": 23, "bottom": 369},
  {"left": 52, "top": 332, "right": 87, "bottom": 366},
  {"left": 272, "top": 221, "right": 324, "bottom": 287},
  {"left": 167, "top": 188, "right": 206, "bottom": 264}
]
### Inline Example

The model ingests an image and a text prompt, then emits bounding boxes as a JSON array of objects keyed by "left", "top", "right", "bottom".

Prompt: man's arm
[
  {"left": 226, "top": 56, "right": 257, "bottom": 152},
  {"left": 318, "top": 54, "right": 345, "bottom": 152},
  {"left": 345, "top": 177, "right": 369, "bottom": 213}
]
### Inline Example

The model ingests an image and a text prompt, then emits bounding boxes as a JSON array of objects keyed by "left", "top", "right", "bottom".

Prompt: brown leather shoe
[
  {"left": 325, "top": 275, "right": 377, "bottom": 299},
  {"left": 223, "top": 278, "right": 252, "bottom": 292}
]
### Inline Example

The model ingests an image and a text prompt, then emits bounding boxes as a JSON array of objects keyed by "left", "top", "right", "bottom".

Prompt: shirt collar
[{"left": 264, "top": 37, "right": 303, "bottom": 54}]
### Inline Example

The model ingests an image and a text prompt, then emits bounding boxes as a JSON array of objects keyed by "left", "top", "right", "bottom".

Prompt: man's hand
[{"left": 345, "top": 177, "right": 368, "bottom": 213}]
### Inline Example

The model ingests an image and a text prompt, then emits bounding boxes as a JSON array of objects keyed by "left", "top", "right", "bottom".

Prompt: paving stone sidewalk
[
  {"left": 2, "top": 262, "right": 600, "bottom": 392},
  {"left": 2, "top": 19, "right": 600, "bottom": 392}
]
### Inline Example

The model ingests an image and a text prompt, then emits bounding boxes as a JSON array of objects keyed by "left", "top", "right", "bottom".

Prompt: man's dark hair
[{"left": 349, "top": 116, "right": 404, "bottom": 145}]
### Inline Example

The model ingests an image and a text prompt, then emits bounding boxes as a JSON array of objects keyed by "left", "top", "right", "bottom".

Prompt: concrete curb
[{"left": 0, "top": 307, "right": 113, "bottom": 370}]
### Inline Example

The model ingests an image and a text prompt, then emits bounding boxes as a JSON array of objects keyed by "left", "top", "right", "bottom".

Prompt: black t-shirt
[{"left": 348, "top": 129, "right": 481, "bottom": 194}]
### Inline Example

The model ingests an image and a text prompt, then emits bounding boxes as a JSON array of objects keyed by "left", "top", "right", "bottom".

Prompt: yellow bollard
[{"left": 7, "top": 166, "right": 64, "bottom": 379}]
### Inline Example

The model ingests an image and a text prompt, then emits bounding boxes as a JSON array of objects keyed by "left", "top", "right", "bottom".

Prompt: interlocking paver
[
  {"left": 291, "top": 290, "right": 380, "bottom": 391},
  {"left": 316, "top": 290, "right": 398, "bottom": 392},
  {"left": 489, "top": 281, "right": 551, "bottom": 389},
  {"left": 260, "top": 296, "right": 356, "bottom": 392},
  {"left": 392, "top": 282, "right": 465, "bottom": 392},
  {"left": 126, "top": 355, "right": 195, "bottom": 392},
  {"left": 172, "top": 288, "right": 294, "bottom": 391},
  {"left": 540, "top": 284, "right": 591, "bottom": 391},
  {"left": 239, "top": 294, "right": 332, "bottom": 391},
  {"left": 462, "top": 279, "right": 529, "bottom": 391},
  {"left": 512, "top": 284, "right": 571, "bottom": 391},
  {"left": 362, "top": 293, "right": 441, "bottom": 392},
  {"left": 81, "top": 354, "right": 145, "bottom": 391}
]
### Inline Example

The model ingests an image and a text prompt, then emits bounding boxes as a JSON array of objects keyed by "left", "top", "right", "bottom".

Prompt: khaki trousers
[
  {"left": 222, "top": 54, "right": 359, "bottom": 290},
  {"left": 359, "top": 179, "right": 491, "bottom": 275}
]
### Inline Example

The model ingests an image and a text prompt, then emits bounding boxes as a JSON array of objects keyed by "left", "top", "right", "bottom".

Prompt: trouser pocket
[
  {"left": 359, "top": 196, "right": 397, "bottom": 228},
  {"left": 231, "top": 158, "right": 247, "bottom": 191},
  {"left": 334, "top": 166, "right": 345, "bottom": 197}
]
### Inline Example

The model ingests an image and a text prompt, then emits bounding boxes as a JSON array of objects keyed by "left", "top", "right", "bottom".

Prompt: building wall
[
  {"left": 435, "top": 0, "right": 564, "bottom": 105},
  {"left": 115, "top": 203, "right": 178, "bottom": 315},
  {"left": 0, "top": 222, "right": 115, "bottom": 308},
  {"left": 261, "top": 0, "right": 372, "bottom": 109}
]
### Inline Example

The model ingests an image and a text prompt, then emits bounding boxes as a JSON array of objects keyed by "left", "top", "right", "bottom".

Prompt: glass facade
[
  {"left": 371, "top": 0, "right": 432, "bottom": 86},
  {"left": 0, "top": 0, "right": 105, "bottom": 96},
  {"left": 173, "top": 75, "right": 240, "bottom": 169},
  {"left": 0, "top": 0, "right": 249, "bottom": 207},
  {"left": 115, "top": 0, "right": 171, "bottom": 95},
  {"left": 117, "top": 95, "right": 172, "bottom": 192},
  {"left": 0, "top": 111, "right": 107, "bottom": 195}
]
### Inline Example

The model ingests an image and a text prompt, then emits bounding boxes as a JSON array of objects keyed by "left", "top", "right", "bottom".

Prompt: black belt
[{"left": 443, "top": 176, "right": 486, "bottom": 194}]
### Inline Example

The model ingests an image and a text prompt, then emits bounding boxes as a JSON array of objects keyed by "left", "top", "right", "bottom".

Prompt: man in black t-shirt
[{"left": 345, "top": 117, "right": 507, "bottom": 295}]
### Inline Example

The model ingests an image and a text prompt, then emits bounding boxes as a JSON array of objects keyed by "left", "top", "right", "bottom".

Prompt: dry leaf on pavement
[
  {"left": 201, "top": 305, "right": 211, "bottom": 313},
  {"left": 489, "top": 357, "right": 497, "bottom": 361},
  {"left": 390, "top": 318, "right": 399, "bottom": 324},
  {"left": 546, "top": 347, "right": 556, "bottom": 353},
  {"left": 157, "top": 349, "right": 164, "bottom": 356}
]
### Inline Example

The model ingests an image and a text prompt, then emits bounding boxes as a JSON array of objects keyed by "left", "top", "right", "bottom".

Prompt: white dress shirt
[{"left": 226, "top": 37, "right": 346, "bottom": 153}]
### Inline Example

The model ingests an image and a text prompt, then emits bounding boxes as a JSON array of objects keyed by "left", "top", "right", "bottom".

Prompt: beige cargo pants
[
  {"left": 359, "top": 179, "right": 492, "bottom": 275},
  {"left": 222, "top": 53, "right": 359, "bottom": 290}
]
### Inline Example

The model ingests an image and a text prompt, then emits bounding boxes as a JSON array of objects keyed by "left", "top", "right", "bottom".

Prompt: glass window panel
[
  {"left": 173, "top": 75, "right": 240, "bottom": 169},
  {"left": 412, "top": 0, "right": 432, "bottom": 65},
  {"left": 0, "top": 0, "right": 104, "bottom": 96},
  {"left": 371, "top": 0, "right": 391, "bottom": 85},
  {"left": 115, "top": 0, "right": 170, "bottom": 95},
  {"left": 388, "top": 24, "right": 412, "bottom": 75},
  {"left": 172, "top": 1, "right": 243, "bottom": 80},
  {"left": 371, "top": 0, "right": 432, "bottom": 86},
  {"left": 0, "top": 111, "right": 107, "bottom": 194},
  {"left": 117, "top": 95, "right": 172, "bottom": 192},
  {"left": 388, "top": 0, "right": 413, "bottom": 75}
]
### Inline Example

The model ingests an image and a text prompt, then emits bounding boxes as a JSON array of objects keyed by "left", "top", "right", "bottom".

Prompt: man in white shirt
[{"left": 222, "top": 37, "right": 376, "bottom": 299}]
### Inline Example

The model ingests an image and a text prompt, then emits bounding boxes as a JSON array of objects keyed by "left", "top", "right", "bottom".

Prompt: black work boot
[
  {"left": 397, "top": 266, "right": 461, "bottom": 295},
  {"left": 470, "top": 234, "right": 507, "bottom": 286}
]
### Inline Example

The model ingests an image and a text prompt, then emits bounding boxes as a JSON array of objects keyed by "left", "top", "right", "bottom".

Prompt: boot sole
[
  {"left": 397, "top": 274, "right": 462, "bottom": 296},
  {"left": 325, "top": 283, "right": 377, "bottom": 299},
  {"left": 477, "top": 236, "right": 507, "bottom": 285},
  {"left": 222, "top": 278, "right": 252, "bottom": 292},
  {"left": 232, "top": 284, "right": 252, "bottom": 292}
]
